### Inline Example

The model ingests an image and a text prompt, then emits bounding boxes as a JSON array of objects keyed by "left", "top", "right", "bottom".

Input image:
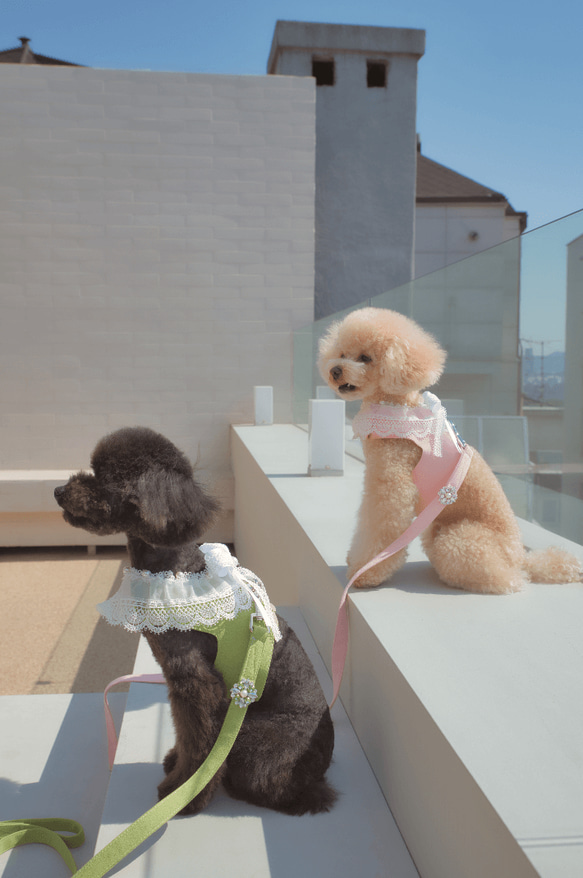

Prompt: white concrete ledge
[{"left": 232, "top": 424, "right": 583, "bottom": 878}]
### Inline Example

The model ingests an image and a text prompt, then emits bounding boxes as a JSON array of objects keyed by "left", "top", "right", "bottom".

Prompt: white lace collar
[
  {"left": 351, "top": 391, "right": 448, "bottom": 456},
  {"left": 97, "top": 542, "right": 281, "bottom": 640}
]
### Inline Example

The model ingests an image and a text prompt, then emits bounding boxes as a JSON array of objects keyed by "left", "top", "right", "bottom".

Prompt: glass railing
[{"left": 293, "top": 209, "right": 583, "bottom": 544}]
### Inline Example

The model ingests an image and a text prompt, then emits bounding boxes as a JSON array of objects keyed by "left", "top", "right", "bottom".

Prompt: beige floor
[{"left": 0, "top": 546, "right": 140, "bottom": 695}]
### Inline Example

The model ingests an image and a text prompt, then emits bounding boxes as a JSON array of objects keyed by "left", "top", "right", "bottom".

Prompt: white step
[
  {"left": 94, "top": 607, "right": 419, "bottom": 877},
  {"left": 0, "top": 692, "right": 126, "bottom": 876}
]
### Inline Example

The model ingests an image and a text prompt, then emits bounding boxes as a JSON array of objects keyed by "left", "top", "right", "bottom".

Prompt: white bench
[
  {"left": 0, "top": 471, "right": 125, "bottom": 549},
  {"left": 0, "top": 470, "right": 229, "bottom": 549}
]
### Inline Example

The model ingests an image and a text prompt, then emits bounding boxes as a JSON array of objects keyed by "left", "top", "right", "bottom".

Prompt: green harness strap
[
  {"left": 211, "top": 604, "right": 262, "bottom": 689},
  {"left": 0, "top": 620, "right": 275, "bottom": 878}
]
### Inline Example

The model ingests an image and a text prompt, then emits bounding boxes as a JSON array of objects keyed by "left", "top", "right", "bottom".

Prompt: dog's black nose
[
  {"left": 54, "top": 485, "right": 65, "bottom": 501},
  {"left": 330, "top": 365, "right": 343, "bottom": 381}
]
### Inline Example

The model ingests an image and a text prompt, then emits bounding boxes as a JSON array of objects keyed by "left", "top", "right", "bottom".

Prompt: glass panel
[
  {"left": 372, "top": 237, "right": 521, "bottom": 414},
  {"left": 293, "top": 209, "right": 583, "bottom": 545},
  {"left": 293, "top": 302, "right": 371, "bottom": 426}
]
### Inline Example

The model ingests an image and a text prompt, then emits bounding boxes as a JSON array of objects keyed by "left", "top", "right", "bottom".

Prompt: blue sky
[
  {"left": 2, "top": 0, "right": 582, "bottom": 343},
  {"left": 3, "top": 0, "right": 581, "bottom": 232}
]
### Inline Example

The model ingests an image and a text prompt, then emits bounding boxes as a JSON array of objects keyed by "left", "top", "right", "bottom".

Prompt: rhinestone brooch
[
  {"left": 230, "top": 678, "right": 258, "bottom": 708},
  {"left": 438, "top": 485, "right": 458, "bottom": 506}
]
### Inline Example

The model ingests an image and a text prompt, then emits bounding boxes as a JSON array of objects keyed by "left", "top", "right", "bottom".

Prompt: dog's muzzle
[{"left": 329, "top": 364, "right": 359, "bottom": 393}]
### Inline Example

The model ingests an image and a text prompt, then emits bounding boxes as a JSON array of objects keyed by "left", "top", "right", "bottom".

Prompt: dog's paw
[
  {"left": 162, "top": 747, "right": 178, "bottom": 775},
  {"left": 485, "top": 574, "right": 525, "bottom": 595},
  {"left": 275, "top": 778, "right": 338, "bottom": 815},
  {"left": 157, "top": 760, "right": 226, "bottom": 816},
  {"left": 157, "top": 771, "right": 208, "bottom": 815},
  {"left": 440, "top": 570, "right": 525, "bottom": 595},
  {"left": 348, "top": 556, "right": 402, "bottom": 588},
  {"left": 348, "top": 567, "right": 386, "bottom": 588},
  {"left": 350, "top": 573, "right": 378, "bottom": 588}
]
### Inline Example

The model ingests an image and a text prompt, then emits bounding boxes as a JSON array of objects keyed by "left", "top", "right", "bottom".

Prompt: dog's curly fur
[
  {"left": 55, "top": 426, "right": 336, "bottom": 816},
  {"left": 318, "top": 307, "right": 582, "bottom": 594}
]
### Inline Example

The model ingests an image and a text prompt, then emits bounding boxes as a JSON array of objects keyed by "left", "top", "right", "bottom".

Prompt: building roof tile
[
  {"left": 416, "top": 152, "right": 526, "bottom": 230},
  {"left": 0, "top": 37, "right": 82, "bottom": 66}
]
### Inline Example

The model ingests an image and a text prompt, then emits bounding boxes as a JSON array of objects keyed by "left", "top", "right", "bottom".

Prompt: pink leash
[
  {"left": 330, "top": 444, "right": 473, "bottom": 706},
  {"left": 104, "top": 673, "right": 166, "bottom": 768}
]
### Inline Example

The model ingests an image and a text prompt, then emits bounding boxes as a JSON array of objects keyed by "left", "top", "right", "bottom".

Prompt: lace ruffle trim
[
  {"left": 97, "top": 542, "right": 281, "bottom": 640},
  {"left": 352, "top": 391, "right": 448, "bottom": 456}
]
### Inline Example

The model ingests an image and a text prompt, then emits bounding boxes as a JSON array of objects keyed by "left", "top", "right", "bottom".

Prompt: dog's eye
[
  {"left": 357, "top": 354, "right": 372, "bottom": 364},
  {"left": 340, "top": 353, "right": 345, "bottom": 359}
]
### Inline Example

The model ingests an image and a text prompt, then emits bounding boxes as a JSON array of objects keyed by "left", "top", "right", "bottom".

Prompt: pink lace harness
[
  {"left": 331, "top": 393, "right": 473, "bottom": 705},
  {"left": 351, "top": 392, "right": 467, "bottom": 510}
]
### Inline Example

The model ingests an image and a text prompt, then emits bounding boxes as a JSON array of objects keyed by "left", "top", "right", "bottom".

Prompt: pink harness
[{"left": 331, "top": 394, "right": 473, "bottom": 705}]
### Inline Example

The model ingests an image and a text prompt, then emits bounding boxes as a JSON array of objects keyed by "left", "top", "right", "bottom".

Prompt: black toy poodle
[{"left": 54, "top": 426, "right": 336, "bottom": 816}]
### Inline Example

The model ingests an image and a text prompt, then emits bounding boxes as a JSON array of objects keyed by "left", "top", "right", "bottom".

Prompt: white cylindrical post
[
  {"left": 254, "top": 386, "right": 274, "bottom": 426},
  {"left": 308, "top": 398, "right": 345, "bottom": 476}
]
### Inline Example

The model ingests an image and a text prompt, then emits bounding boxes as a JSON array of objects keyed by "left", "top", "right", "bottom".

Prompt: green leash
[
  {"left": 0, "top": 818, "right": 84, "bottom": 875},
  {"left": 0, "top": 621, "right": 274, "bottom": 877}
]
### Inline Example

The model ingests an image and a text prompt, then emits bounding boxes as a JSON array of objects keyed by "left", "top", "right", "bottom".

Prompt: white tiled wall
[{"left": 0, "top": 67, "right": 316, "bottom": 539}]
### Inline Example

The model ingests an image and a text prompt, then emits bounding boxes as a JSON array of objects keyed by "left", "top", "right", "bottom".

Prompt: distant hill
[
  {"left": 522, "top": 350, "right": 565, "bottom": 378},
  {"left": 522, "top": 350, "right": 565, "bottom": 402}
]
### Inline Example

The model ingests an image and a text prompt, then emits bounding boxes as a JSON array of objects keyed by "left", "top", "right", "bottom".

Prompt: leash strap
[
  {"left": 330, "top": 444, "right": 473, "bottom": 706},
  {"left": 0, "top": 818, "right": 84, "bottom": 875},
  {"left": 104, "top": 673, "right": 166, "bottom": 769},
  {"left": 0, "top": 622, "right": 274, "bottom": 878}
]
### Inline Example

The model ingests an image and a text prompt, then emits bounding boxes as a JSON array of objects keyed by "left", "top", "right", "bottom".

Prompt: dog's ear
[
  {"left": 317, "top": 321, "right": 340, "bottom": 379},
  {"left": 130, "top": 468, "right": 220, "bottom": 547},
  {"left": 380, "top": 328, "right": 446, "bottom": 393}
]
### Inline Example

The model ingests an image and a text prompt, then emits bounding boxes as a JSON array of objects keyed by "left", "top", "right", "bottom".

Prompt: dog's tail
[{"left": 523, "top": 546, "right": 582, "bottom": 583}]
